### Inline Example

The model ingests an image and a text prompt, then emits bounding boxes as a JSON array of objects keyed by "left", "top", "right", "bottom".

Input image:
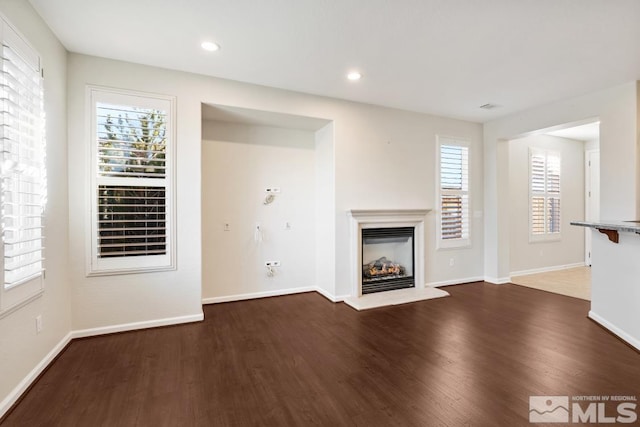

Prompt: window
[
  {"left": 530, "top": 149, "right": 561, "bottom": 240},
  {"left": 88, "top": 88, "right": 175, "bottom": 275},
  {"left": 437, "top": 137, "right": 470, "bottom": 248},
  {"left": 0, "top": 18, "right": 46, "bottom": 314}
]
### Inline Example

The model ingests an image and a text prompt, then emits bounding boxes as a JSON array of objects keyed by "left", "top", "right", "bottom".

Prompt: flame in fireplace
[{"left": 363, "top": 257, "right": 406, "bottom": 279}]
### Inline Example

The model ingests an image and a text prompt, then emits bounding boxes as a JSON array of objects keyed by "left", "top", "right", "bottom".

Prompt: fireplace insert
[{"left": 361, "top": 227, "right": 415, "bottom": 294}]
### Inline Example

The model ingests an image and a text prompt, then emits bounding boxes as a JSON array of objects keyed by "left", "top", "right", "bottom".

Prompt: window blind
[
  {"left": 97, "top": 186, "right": 166, "bottom": 257},
  {"left": 95, "top": 103, "right": 167, "bottom": 259},
  {"left": 90, "top": 89, "right": 174, "bottom": 275},
  {"left": 440, "top": 143, "right": 469, "bottom": 241},
  {"left": 530, "top": 150, "right": 561, "bottom": 237},
  {"left": 0, "top": 24, "right": 45, "bottom": 289}
]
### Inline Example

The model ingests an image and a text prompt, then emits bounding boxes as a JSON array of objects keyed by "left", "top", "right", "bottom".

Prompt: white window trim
[
  {"left": 529, "top": 148, "right": 561, "bottom": 243},
  {"left": 436, "top": 136, "right": 471, "bottom": 250},
  {"left": 0, "top": 15, "right": 45, "bottom": 317},
  {"left": 86, "top": 86, "right": 176, "bottom": 276}
]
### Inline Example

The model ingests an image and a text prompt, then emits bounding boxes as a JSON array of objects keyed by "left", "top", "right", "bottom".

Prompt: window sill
[
  {"left": 0, "top": 289, "right": 44, "bottom": 319},
  {"left": 529, "top": 235, "right": 562, "bottom": 244},
  {"left": 437, "top": 240, "right": 472, "bottom": 250},
  {"left": 87, "top": 263, "right": 176, "bottom": 277}
]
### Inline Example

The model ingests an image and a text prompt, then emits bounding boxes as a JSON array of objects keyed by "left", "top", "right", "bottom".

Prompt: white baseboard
[
  {"left": 0, "top": 331, "right": 72, "bottom": 419},
  {"left": 588, "top": 311, "right": 640, "bottom": 351},
  {"left": 427, "top": 276, "right": 485, "bottom": 287},
  {"left": 71, "top": 313, "right": 204, "bottom": 339},
  {"left": 202, "top": 286, "right": 315, "bottom": 304},
  {"left": 1, "top": 313, "right": 204, "bottom": 419},
  {"left": 510, "top": 262, "right": 585, "bottom": 278},
  {"left": 483, "top": 276, "right": 511, "bottom": 284},
  {"left": 202, "top": 286, "right": 350, "bottom": 305},
  {"left": 314, "top": 286, "right": 348, "bottom": 303}
]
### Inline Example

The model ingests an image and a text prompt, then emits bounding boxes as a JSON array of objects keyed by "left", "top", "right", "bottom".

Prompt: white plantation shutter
[
  {"left": 89, "top": 89, "right": 175, "bottom": 275},
  {"left": 1, "top": 21, "right": 45, "bottom": 290},
  {"left": 438, "top": 138, "right": 470, "bottom": 248},
  {"left": 97, "top": 103, "right": 167, "bottom": 179},
  {"left": 530, "top": 149, "right": 561, "bottom": 239}
]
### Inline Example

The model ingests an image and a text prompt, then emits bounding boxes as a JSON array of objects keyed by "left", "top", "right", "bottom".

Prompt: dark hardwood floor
[{"left": 2, "top": 282, "right": 639, "bottom": 426}]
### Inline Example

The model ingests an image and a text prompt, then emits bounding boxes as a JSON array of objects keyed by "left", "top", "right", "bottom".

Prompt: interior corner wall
[
  {"left": 484, "top": 81, "right": 639, "bottom": 282},
  {"left": 67, "top": 55, "right": 205, "bottom": 331},
  {"left": 508, "top": 135, "right": 585, "bottom": 274},
  {"left": 0, "top": 0, "right": 70, "bottom": 415},
  {"left": 201, "top": 120, "right": 317, "bottom": 300},
  {"left": 315, "top": 122, "right": 336, "bottom": 297}
]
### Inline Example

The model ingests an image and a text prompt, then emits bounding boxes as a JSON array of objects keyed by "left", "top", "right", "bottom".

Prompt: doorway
[{"left": 508, "top": 119, "right": 599, "bottom": 300}]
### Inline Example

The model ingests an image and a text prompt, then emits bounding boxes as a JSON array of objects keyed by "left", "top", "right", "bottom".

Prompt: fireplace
[
  {"left": 361, "top": 227, "right": 415, "bottom": 294},
  {"left": 348, "top": 209, "right": 429, "bottom": 299}
]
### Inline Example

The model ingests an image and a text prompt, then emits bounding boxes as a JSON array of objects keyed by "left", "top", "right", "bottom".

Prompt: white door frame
[{"left": 585, "top": 149, "right": 600, "bottom": 266}]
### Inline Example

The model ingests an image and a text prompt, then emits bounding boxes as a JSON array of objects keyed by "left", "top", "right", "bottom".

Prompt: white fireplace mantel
[{"left": 347, "top": 209, "right": 431, "bottom": 299}]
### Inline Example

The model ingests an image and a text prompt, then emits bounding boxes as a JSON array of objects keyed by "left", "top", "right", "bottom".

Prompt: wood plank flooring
[{"left": 2, "top": 282, "right": 639, "bottom": 426}]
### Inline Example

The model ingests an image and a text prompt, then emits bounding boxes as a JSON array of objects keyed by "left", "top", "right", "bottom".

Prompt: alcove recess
[{"left": 200, "top": 103, "right": 335, "bottom": 301}]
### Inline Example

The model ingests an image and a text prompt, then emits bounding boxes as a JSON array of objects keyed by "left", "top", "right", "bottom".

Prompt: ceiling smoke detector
[{"left": 479, "top": 103, "right": 498, "bottom": 110}]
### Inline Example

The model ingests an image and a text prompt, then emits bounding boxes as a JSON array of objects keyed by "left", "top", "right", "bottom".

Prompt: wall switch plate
[
  {"left": 449, "top": 258, "right": 455, "bottom": 267},
  {"left": 265, "top": 261, "right": 281, "bottom": 267},
  {"left": 36, "top": 315, "right": 42, "bottom": 333},
  {"left": 223, "top": 223, "right": 230, "bottom": 231}
]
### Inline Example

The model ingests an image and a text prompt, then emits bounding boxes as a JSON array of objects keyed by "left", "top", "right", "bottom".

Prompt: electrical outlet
[
  {"left": 36, "top": 315, "right": 42, "bottom": 334},
  {"left": 265, "top": 261, "right": 281, "bottom": 267}
]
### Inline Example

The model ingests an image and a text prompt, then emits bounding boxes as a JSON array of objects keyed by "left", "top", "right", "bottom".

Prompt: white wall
[
  {"left": 314, "top": 122, "right": 336, "bottom": 297},
  {"left": 484, "top": 81, "right": 639, "bottom": 282},
  {"left": 590, "top": 230, "right": 640, "bottom": 350},
  {"left": 329, "top": 107, "right": 484, "bottom": 294},
  {"left": 508, "top": 135, "right": 585, "bottom": 274},
  {"left": 67, "top": 57, "right": 206, "bottom": 331},
  {"left": 584, "top": 138, "right": 600, "bottom": 151},
  {"left": 67, "top": 53, "right": 483, "bottom": 318},
  {"left": 201, "top": 120, "right": 317, "bottom": 300},
  {"left": 0, "top": 0, "right": 70, "bottom": 415}
]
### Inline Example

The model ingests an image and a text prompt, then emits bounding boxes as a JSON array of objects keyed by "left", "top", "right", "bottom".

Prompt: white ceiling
[
  {"left": 546, "top": 121, "right": 600, "bottom": 141},
  {"left": 28, "top": 0, "right": 640, "bottom": 123}
]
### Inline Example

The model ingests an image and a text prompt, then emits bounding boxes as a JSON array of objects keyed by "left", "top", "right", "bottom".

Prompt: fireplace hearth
[{"left": 361, "top": 227, "right": 415, "bottom": 294}]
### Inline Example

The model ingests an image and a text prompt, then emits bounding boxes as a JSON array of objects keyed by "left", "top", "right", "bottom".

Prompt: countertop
[{"left": 570, "top": 220, "right": 640, "bottom": 233}]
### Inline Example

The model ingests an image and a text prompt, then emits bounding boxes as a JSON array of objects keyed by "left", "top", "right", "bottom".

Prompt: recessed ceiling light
[
  {"left": 201, "top": 41, "right": 220, "bottom": 52},
  {"left": 347, "top": 71, "right": 362, "bottom": 81}
]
